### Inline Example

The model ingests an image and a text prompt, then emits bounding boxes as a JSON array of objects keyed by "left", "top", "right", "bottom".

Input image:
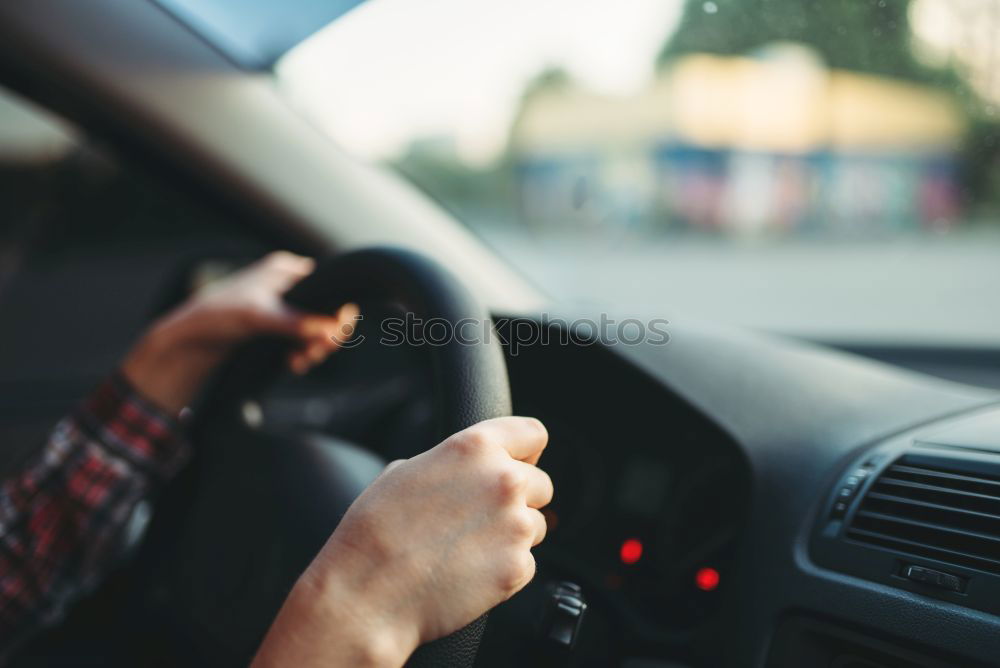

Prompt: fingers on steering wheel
[
  {"left": 286, "top": 303, "right": 361, "bottom": 374},
  {"left": 261, "top": 250, "right": 315, "bottom": 279},
  {"left": 527, "top": 508, "right": 548, "bottom": 547},
  {"left": 462, "top": 416, "right": 548, "bottom": 464},
  {"left": 515, "top": 460, "right": 554, "bottom": 509}
]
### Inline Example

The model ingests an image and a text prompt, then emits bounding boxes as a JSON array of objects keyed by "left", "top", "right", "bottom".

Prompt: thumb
[{"left": 248, "top": 302, "right": 359, "bottom": 345}]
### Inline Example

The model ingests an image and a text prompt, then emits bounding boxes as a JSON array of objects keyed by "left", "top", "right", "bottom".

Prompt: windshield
[{"left": 276, "top": 0, "right": 1000, "bottom": 345}]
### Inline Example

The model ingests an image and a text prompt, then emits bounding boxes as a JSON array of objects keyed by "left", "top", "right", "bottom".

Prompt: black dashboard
[
  {"left": 502, "top": 322, "right": 749, "bottom": 665},
  {"left": 609, "top": 319, "right": 1000, "bottom": 667}
]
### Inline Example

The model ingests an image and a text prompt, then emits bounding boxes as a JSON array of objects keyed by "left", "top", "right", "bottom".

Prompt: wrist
[
  {"left": 121, "top": 318, "right": 217, "bottom": 416},
  {"left": 254, "top": 566, "right": 418, "bottom": 668}
]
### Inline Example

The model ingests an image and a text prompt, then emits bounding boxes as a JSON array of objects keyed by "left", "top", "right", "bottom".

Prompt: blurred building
[{"left": 510, "top": 45, "right": 965, "bottom": 235}]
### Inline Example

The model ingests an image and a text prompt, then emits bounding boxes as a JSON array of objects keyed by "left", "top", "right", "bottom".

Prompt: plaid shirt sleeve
[{"left": 0, "top": 372, "right": 190, "bottom": 653}]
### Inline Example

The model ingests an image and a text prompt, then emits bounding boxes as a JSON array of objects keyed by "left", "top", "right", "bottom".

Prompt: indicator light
[
  {"left": 695, "top": 567, "right": 720, "bottom": 592},
  {"left": 619, "top": 538, "right": 643, "bottom": 565}
]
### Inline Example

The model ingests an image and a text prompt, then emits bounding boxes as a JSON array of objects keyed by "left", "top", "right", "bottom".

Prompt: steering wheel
[{"left": 133, "top": 247, "right": 512, "bottom": 667}]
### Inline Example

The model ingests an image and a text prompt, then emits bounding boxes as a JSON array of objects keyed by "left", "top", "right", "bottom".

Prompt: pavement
[{"left": 475, "top": 226, "right": 1000, "bottom": 346}]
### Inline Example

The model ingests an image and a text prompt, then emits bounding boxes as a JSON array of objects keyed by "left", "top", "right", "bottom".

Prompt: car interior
[{"left": 2, "top": 1, "right": 1000, "bottom": 667}]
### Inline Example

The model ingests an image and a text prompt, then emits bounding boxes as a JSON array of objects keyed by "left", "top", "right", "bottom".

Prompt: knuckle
[
  {"left": 538, "top": 470, "right": 555, "bottom": 504},
  {"left": 496, "top": 564, "right": 520, "bottom": 593},
  {"left": 497, "top": 551, "right": 536, "bottom": 596},
  {"left": 445, "top": 436, "right": 477, "bottom": 458},
  {"left": 522, "top": 551, "right": 538, "bottom": 582},
  {"left": 495, "top": 553, "right": 528, "bottom": 593},
  {"left": 525, "top": 416, "right": 548, "bottom": 440},
  {"left": 381, "top": 459, "right": 406, "bottom": 476},
  {"left": 495, "top": 467, "right": 525, "bottom": 501},
  {"left": 507, "top": 510, "right": 535, "bottom": 542},
  {"left": 266, "top": 250, "right": 295, "bottom": 264},
  {"left": 535, "top": 520, "right": 548, "bottom": 546},
  {"left": 447, "top": 428, "right": 490, "bottom": 457}
]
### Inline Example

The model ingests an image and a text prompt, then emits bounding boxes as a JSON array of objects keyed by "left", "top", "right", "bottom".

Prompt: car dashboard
[{"left": 255, "top": 309, "right": 1000, "bottom": 667}]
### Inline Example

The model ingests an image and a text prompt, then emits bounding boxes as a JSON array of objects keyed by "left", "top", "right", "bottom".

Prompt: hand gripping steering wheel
[{"left": 280, "top": 246, "right": 512, "bottom": 667}]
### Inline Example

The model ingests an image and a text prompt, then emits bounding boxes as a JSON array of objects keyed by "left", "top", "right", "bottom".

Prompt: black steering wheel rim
[{"left": 283, "top": 246, "right": 513, "bottom": 443}]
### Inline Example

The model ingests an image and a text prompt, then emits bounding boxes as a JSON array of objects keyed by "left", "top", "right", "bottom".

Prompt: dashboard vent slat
[
  {"left": 863, "top": 492, "right": 1000, "bottom": 536},
  {"left": 882, "top": 464, "right": 1000, "bottom": 497},
  {"left": 846, "top": 527, "right": 1000, "bottom": 573},
  {"left": 846, "top": 455, "right": 1000, "bottom": 575}
]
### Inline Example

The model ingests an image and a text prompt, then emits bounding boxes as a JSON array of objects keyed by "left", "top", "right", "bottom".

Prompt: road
[{"left": 475, "top": 227, "right": 1000, "bottom": 346}]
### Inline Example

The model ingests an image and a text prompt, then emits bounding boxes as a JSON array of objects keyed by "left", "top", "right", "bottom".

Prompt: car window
[
  {"left": 0, "top": 87, "right": 77, "bottom": 282},
  {"left": 0, "top": 86, "right": 242, "bottom": 272},
  {"left": 277, "top": 0, "right": 1000, "bottom": 345},
  {"left": 0, "top": 84, "right": 266, "bottom": 473}
]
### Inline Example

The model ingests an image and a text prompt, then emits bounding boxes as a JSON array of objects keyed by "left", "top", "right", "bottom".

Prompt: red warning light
[
  {"left": 619, "top": 538, "right": 643, "bottom": 565},
  {"left": 695, "top": 567, "right": 720, "bottom": 592}
]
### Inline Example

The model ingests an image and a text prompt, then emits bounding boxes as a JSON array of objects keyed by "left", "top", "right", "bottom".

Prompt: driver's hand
[
  {"left": 252, "top": 417, "right": 553, "bottom": 668},
  {"left": 122, "top": 251, "right": 358, "bottom": 414}
]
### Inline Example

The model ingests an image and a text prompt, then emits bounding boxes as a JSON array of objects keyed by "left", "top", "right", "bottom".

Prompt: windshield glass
[{"left": 277, "top": 0, "right": 1000, "bottom": 345}]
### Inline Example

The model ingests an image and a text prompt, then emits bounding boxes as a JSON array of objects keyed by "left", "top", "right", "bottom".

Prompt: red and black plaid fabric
[{"left": 0, "top": 372, "right": 188, "bottom": 654}]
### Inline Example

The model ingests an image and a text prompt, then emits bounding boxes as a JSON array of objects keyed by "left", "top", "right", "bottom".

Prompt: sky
[
  {"left": 277, "top": 0, "right": 685, "bottom": 164},
  {"left": 909, "top": 0, "right": 1000, "bottom": 109}
]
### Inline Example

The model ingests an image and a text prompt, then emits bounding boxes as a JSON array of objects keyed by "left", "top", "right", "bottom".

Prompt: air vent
[{"left": 846, "top": 454, "right": 1000, "bottom": 575}]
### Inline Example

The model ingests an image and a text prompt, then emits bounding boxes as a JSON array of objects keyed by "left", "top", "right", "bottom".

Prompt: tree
[
  {"left": 390, "top": 140, "right": 517, "bottom": 228},
  {"left": 659, "top": 0, "right": 948, "bottom": 85}
]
